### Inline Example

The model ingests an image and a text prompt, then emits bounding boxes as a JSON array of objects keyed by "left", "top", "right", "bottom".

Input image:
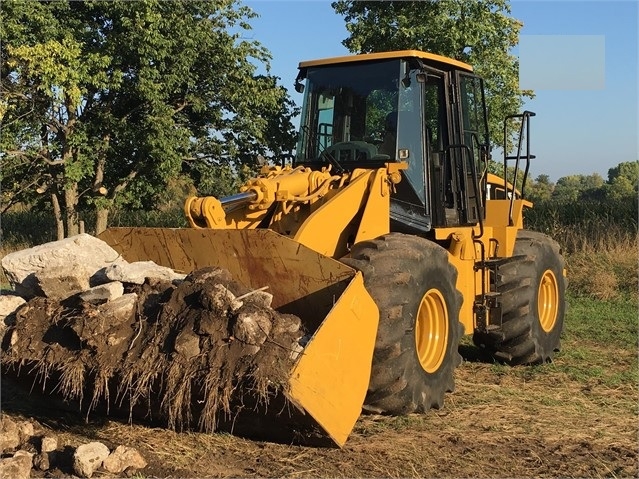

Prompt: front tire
[
  {"left": 343, "top": 233, "right": 463, "bottom": 414},
  {"left": 473, "top": 230, "right": 566, "bottom": 365}
]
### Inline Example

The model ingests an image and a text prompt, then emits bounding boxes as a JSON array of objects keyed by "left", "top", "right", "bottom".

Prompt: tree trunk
[
  {"left": 64, "top": 184, "right": 80, "bottom": 237},
  {"left": 95, "top": 207, "right": 109, "bottom": 235},
  {"left": 51, "top": 193, "right": 65, "bottom": 241}
]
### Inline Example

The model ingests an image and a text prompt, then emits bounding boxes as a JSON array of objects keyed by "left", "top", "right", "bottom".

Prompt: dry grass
[
  {"left": 5, "top": 323, "right": 636, "bottom": 478},
  {"left": 564, "top": 233, "right": 638, "bottom": 301}
]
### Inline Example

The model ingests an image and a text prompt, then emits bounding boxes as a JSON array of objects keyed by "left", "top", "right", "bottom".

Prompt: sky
[{"left": 242, "top": 0, "right": 638, "bottom": 182}]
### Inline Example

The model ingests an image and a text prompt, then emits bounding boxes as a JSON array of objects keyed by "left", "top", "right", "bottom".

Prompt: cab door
[
  {"left": 440, "top": 71, "right": 488, "bottom": 226},
  {"left": 449, "top": 72, "right": 490, "bottom": 225}
]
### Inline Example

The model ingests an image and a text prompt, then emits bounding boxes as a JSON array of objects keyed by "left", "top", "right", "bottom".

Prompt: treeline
[
  {"left": 526, "top": 161, "right": 639, "bottom": 204},
  {"left": 3, "top": 161, "right": 636, "bottom": 251},
  {"left": 523, "top": 161, "right": 638, "bottom": 254}
]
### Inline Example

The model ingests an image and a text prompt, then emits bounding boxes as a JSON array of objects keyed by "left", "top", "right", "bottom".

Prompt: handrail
[{"left": 503, "top": 111, "right": 536, "bottom": 226}]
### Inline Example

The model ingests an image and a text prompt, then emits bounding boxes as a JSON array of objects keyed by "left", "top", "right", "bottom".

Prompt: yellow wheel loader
[{"left": 99, "top": 50, "right": 566, "bottom": 446}]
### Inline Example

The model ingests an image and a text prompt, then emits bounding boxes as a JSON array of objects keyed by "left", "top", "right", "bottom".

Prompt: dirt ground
[{"left": 2, "top": 338, "right": 636, "bottom": 479}]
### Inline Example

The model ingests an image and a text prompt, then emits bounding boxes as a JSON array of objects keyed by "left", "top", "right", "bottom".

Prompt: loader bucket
[{"left": 98, "top": 227, "right": 379, "bottom": 447}]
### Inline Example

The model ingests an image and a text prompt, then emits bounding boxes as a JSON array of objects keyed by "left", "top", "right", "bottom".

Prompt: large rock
[
  {"left": 105, "top": 261, "right": 186, "bottom": 285},
  {"left": 73, "top": 441, "right": 110, "bottom": 478},
  {"left": 1, "top": 234, "right": 126, "bottom": 298},
  {"left": 35, "top": 264, "right": 91, "bottom": 300},
  {"left": 102, "top": 445, "right": 147, "bottom": 474},
  {"left": 0, "top": 450, "right": 33, "bottom": 479}
]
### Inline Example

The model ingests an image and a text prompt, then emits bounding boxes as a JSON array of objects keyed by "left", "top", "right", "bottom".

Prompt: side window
[
  {"left": 317, "top": 94, "right": 335, "bottom": 150},
  {"left": 459, "top": 75, "right": 489, "bottom": 154},
  {"left": 423, "top": 76, "right": 445, "bottom": 154}
]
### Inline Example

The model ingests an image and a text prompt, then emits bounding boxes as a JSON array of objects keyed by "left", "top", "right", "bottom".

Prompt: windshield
[{"left": 295, "top": 60, "right": 401, "bottom": 163}]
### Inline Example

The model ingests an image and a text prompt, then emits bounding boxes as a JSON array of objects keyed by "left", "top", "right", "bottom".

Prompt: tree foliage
[
  {"left": 524, "top": 161, "right": 638, "bottom": 204},
  {"left": 331, "top": 0, "right": 533, "bottom": 148},
  {"left": 1, "top": 0, "right": 297, "bottom": 236}
]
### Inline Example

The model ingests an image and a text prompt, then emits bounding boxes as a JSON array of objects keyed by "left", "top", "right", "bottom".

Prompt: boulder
[
  {"left": 73, "top": 441, "right": 110, "bottom": 478},
  {"left": 35, "top": 264, "right": 91, "bottom": 300},
  {"left": 1, "top": 234, "right": 126, "bottom": 298},
  {"left": 105, "top": 261, "right": 186, "bottom": 285}
]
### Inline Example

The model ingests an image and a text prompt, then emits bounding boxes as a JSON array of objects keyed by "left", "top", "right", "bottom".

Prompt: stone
[
  {"left": 243, "top": 290, "right": 274, "bottom": 309},
  {"left": 201, "top": 284, "right": 238, "bottom": 312},
  {"left": 105, "top": 261, "right": 186, "bottom": 285},
  {"left": 73, "top": 441, "right": 110, "bottom": 478},
  {"left": 289, "top": 342, "right": 304, "bottom": 361},
  {"left": 16, "top": 421, "right": 34, "bottom": 446},
  {"left": 79, "top": 282, "right": 124, "bottom": 303},
  {"left": 97, "top": 293, "right": 137, "bottom": 323},
  {"left": 33, "top": 451, "right": 50, "bottom": 471},
  {"left": 40, "top": 435, "right": 57, "bottom": 453},
  {"left": 174, "top": 329, "right": 201, "bottom": 359},
  {"left": 0, "top": 294, "right": 26, "bottom": 341},
  {"left": 0, "top": 450, "right": 33, "bottom": 479},
  {"left": 232, "top": 308, "right": 272, "bottom": 346},
  {"left": 0, "top": 294, "right": 26, "bottom": 321},
  {"left": 35, "top": 264, "right": 91, "bottom": 300},
  {"left": 272, "top": 314, "right": 302, "bottom": 336},
  {"left": 102, "top": 445, "right": 147, "bottom": 474},
  {"left": 1, "top": 234, "right": 126, "bottom": 298},
  {"left": 0, "top": 416, "right": 20, "bottom": 453}
]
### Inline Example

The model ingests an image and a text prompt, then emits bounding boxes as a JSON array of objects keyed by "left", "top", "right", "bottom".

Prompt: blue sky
[{"left": 243, "top": 0, "right": 638, "bottom": 181}]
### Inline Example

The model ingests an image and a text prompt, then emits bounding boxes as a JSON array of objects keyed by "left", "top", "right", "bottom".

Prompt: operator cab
[{"left": 294, "top": 50, "right": 490, "bottom": 232}]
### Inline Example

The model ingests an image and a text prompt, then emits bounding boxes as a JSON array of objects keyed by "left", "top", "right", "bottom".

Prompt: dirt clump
[{"left": 2, "top": 264, "right": 306, "bottom": 434}]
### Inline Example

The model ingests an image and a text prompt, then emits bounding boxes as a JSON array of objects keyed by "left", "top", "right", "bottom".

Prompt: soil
[
  {"left": 1, "top": 267, "right": 305, "bottom": 439},
  {"left": 2, "top": 349, "right": 636, "bottom": 479}
]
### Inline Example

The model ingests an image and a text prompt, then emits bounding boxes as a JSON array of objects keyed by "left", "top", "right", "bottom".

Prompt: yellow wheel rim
[
  {"left": 415, "top": 288, "right": 449, "bottom": 373},
  {"left": 538, "top": 269, "right": 559, "bottom": 332}
]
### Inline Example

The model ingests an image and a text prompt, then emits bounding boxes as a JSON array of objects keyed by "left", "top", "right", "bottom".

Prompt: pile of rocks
[
  {"left": 0, "top": 415, "right": 146, "bottom": 478},
  {"left": 1, "top": 234, "right": 306, "bottom": 434}
]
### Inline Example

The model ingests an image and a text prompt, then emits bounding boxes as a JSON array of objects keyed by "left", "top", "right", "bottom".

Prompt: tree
[
  {"left": 1, "top": 0, "right": 297, "bottom": 236},
  {"left": 331, "top": 0, "right": 533, "bottom": 148},
  {"left": 526, "top": 174, "right": 554, "bottom": 203},
  {"left": 551, "top": 174, "right": 605, "bottom": 202},
  {"left": 605, "top": 161, "right": 638, "bottom": 201}
]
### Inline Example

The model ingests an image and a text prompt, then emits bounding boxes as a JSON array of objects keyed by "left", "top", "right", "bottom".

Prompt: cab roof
[{"left": 298, "top": 50, "right": 473, "bottom": 72}]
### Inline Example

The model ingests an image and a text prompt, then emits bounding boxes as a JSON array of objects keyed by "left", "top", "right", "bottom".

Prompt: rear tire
[
  {"left": 473, "top": 230, "right": 566, "bottom": 365},
  {"left": 343, "top": 233, "right": 463, "bottom": 414}
]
